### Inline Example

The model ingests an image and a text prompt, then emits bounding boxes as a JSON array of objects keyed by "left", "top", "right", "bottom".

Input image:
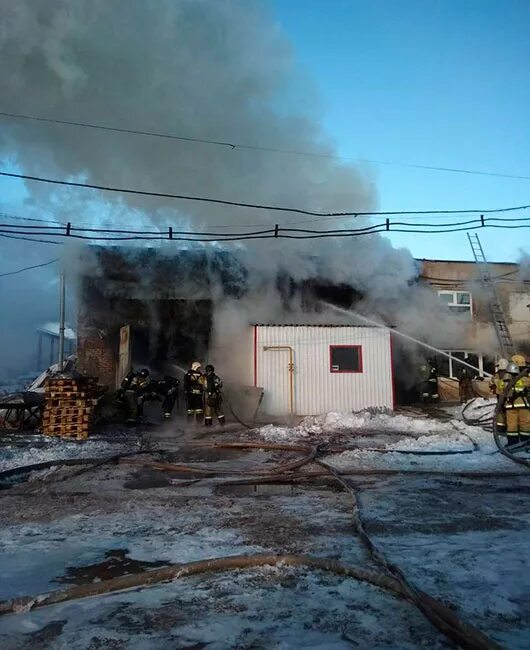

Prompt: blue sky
[{"left": 273, "top": 0, "right": 530, "bottom": 261}]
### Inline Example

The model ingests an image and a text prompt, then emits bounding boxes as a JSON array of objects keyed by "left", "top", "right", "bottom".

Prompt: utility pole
[{"left": 58, "top": 270, "right": 66, "bottom": 372}]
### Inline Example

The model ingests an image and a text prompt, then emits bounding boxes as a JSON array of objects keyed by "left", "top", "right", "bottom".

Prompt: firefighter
[
  {"left": 200, "top": 364, "right": 225, "bottom": 427},
  {"left": 119, "top": 368, "right": 150, "bottom": 423},
  {"left": 184, "top": 362, "right": 203, "bottom": 422},
  {"left": 149, "top": 375, "right": 180, "bottom": 420},
  {"left": 458, "top": 367, "right": 474, "bottom": 403},
  {"left": 511, "top": 354, "right": 527, "bottom": 369},
  {"left": 502, "top": 359, "right": 530, "bottom": 446},
  {"left": 159, "top": 376, "right": 179, "bottom": 419},
  {"left": 419, "top": 357, "right": 439, "bottom": 402},
  {"left": 490, "top": 358, "right": 509, "bottom": 434}
]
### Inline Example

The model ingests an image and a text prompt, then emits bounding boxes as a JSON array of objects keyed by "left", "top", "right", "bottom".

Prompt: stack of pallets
[{"left": 42, "top": 376, "right": 98, "bottom": 440}]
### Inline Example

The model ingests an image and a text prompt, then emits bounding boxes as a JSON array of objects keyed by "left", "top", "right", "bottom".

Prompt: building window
[
  {"left": 330, "top": 345, "right": 363, "bottom": 373},
  {"left": 438, "top": 350, "right": 483, "bottom": 378},
  {"left": 438, "top": 290, "right": 472, "bottom": 317}
]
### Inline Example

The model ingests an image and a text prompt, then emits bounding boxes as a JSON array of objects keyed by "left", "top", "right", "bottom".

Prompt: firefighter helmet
[
  {"left": 139, "top": 368, "right": 149, "bottom": 378},
  {"left": 511, "top": 354, "right": 526, "bottom": 367},
  {"left": 497, "top": 358, "right": 509, "bottom": 371},
  {"left": 191, "top": 361, "right": 201, "bottom": 371},
  {"left": 506, "top": 362, "right": 520, "bottom": 375},
  {"left": 205, "top": 364, "right": 214, "bottom": 373}
]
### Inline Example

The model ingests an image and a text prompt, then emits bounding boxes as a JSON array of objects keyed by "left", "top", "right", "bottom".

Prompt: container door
[
  {"left": 261, "top": 347, "right": 292, "bottom": 416},
  {"left": 117, "top": 325, "right": 132, "bottom": 388}
]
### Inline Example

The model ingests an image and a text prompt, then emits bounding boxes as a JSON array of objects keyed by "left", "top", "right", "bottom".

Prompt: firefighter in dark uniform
[
  {"left": 155, "top": 376, "right": 180, "bottom": 419},
  {"left": 119, "top": 368, "right": 150, "bottom": 423},
  {"left": 458, "top": 367, "right": 474, "bottom": 403},
  {"left": 419, "top": 357, "right": 439, "bottom": 402},
  {"left": 200, "top": 364, "right": 225, "bottom": 427},
  {"left": 184, "top": 361, "right": 204, "bottom": 422}
]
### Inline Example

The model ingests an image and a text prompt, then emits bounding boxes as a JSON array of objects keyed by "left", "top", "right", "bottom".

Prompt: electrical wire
[
  {"left": 2, "top": 109, "right": 530, "bottom": 182},
  {"left": 0, "top": 258, "right": 59, "bottom": 278},
  {"left": 0, "top": 212, "right": 64, "bottom": 225},
  {"left": 1, "top": 170, "right": 530, "bottom": 218},
  {"left": 2, "top": 214, "right": 530, "bottom": 243},
  {"left": 0, "top": 232, "right": 62, "bottom": 245}
]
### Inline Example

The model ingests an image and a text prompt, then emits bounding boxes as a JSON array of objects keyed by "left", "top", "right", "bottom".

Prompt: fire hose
[
  {"left": 462, "top": 398, "right": 495, "bottom": 430},
  {"left": 0, "top": 439, "right": 504, "bottom": 649}
]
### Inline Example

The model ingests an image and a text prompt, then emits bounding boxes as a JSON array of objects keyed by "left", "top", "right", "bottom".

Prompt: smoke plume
[{"left": 0, "top": 0, "right": 466, "bottom": 381}]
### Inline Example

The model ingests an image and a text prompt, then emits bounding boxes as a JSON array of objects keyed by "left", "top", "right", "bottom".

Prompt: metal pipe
[
  {"left": 263, "top": 345, "right": 295, "bottom": 415},
  {"left": 58, "top": 271, "right": 66, "bottom": 372}
]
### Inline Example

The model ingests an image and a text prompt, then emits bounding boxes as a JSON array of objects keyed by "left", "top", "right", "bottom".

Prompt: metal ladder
[{"left": 467, "top": 232, "right": 515, "bottom": 359}]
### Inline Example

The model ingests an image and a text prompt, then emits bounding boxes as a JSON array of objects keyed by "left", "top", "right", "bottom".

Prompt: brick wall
[
  {"left": 76, "top": 280, "right": 119, "bottom": 388},
  {"left": 77, "top": 331, "right": 117, "bottom": 388}
]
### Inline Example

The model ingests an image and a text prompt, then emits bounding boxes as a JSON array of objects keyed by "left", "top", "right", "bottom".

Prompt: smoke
[{"left": 0, "top": 0, "right": 466, "bottom": 382}]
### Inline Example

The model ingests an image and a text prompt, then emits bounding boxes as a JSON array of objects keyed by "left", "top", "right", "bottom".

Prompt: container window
[{"left": 330, "top": 345, "right": 363, "bottom": 373}]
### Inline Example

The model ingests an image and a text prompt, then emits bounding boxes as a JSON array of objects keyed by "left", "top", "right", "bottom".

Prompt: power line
[
  {"left": 0, "top": 232, "right": 62, "bottom": 245},
  {"left": 0, "top": 258, "right": 59, "bottom": 278},
  {"left": 0, "top": 212, "right": 66, "bottom": 226},
  {"left": 2, "top": 110, "right": 530, "bottom": 182},
  {"left": 0, "top": 206, "right": 511, "bottom": 232},
  {"left": 1, "top": 170, "right": 530, "bottom": 218},
  {"left": 1, "top": 214, "right": 530, "bottom": 243},
  {"left": 0, "top": 170, "right": 365, "bottom": 217}
]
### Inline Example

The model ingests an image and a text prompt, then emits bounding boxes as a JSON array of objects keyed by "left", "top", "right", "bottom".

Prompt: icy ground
[
  {"left": 0, "top": 404, "right": 529, "bottom": 648},
  {"left": 0, "top": 432, "right": 143, "bottom": 473},
  {"left": 257, "top": 403, "right": 522, "bottom": 473}
]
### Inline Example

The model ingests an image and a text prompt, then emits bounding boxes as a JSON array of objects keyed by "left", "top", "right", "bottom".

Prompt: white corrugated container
[{"left": 253, "top": 325, "right": 394, "bottom": 416}]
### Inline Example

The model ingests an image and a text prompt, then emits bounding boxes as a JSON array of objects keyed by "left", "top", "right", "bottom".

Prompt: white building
[{"left": 253, "top": 325, "right": 395, "bottom": 416}]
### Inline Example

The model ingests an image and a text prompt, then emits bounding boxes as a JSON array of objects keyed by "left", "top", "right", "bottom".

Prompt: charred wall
[{"left": 77, "top": 280, "right": 213, "bottom": 386}]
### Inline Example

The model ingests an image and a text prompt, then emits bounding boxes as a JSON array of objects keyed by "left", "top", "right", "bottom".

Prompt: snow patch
[
  {"left": 0, "top": 437, "right": 137, "bottom": 473},
  {"left": 257, "top": 409, "right": 477, "bottom": 442}
]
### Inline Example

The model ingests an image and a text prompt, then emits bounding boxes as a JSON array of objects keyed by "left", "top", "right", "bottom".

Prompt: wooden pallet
[
  {"left": 43, "top": 407, "right": 92, "bottom": 416},
  {"left": 42, "top": 419, "right": 92, "bottom": 428},
  {"left": 46, "top": 395, "right": 98, "bottom": 408},
  {"left": 44, "top": 389, "right": 92, "bottom": 400},
  {"left": 42, "top": 424, "right": 89, "bottom": 437},
  {"left": 42, "top": 376, "right": 99, "bottom": 439}
]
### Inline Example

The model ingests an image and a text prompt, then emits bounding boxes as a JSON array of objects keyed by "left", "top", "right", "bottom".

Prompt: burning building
[
  {"left": 76, "top": 246, "right": 529, "bottom": 414},
  {"left": 76, "top": 246, "right": 396, "bottom": 415}
]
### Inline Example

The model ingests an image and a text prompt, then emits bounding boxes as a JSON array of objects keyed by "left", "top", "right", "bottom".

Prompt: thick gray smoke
[{"left": 0, "top": 0, "right": 465, "bottom": 381}]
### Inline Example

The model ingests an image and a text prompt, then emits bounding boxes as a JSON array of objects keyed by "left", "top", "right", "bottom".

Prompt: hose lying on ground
[
  {"left": 0, "top": 550, "right": 500, "bottom": 650},
  {"left": 0, "top": 450, "right": 152, "bottom": 486},
  {"left": 1, "top": 420, "right": 515, "bottom": 649},
  {"left": 213, "top": 468, "right": 528, "bottom": 486},
  {"left": 348, "top": 447, "right": 474, "bottom": 456},
  {"left": 462, "top": 398, "right": 495, "bottom": 430},
  {"left": 0, "top": 553, "right": 404, "bottom": 615},
  {"left": 121, "top": 440, "right": 316, "bottom": 477},
  {"left": 1, "top": 441, "right": 503, "bottom": 649},
  {"left": 315, "top": 458, "right": 501, "bottom": 650}
]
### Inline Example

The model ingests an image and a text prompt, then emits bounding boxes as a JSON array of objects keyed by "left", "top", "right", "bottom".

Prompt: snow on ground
[
  {"left": 0, "top": 567, "right": 450, "bottom": 650},
  {"left": 357, "top": 473, "right": 530, "bottom": 649},
  {"left": 0, "top": 466, "right": 455, "bottom": 649},
  {"left": 1, "top": 402, "right": 529, "bottom": 647},
  {"left": 0, "top": 435, "right": 139, "bottom": 473},
  {"left": 258, "top": 408, "right": 473, "bottom": 443},
  {"left": 0, "top": 504, "right": 261, "bottom": 600},
  {"left": 327, "top": 430, "right": 517, "bottom": 473},
  {"left": 257, "top": 402, "right": 525, "bottom": 473}
]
